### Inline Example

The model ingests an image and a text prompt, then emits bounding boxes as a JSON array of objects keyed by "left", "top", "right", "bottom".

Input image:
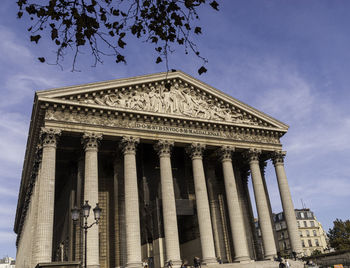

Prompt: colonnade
[{"left": 32, "top": 128, "right": 302, "bottom": 268}]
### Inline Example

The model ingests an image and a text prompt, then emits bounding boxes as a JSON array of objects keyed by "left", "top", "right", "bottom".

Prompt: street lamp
[{"left": 71, "top": 200, "right": 102, "bottom": 268}]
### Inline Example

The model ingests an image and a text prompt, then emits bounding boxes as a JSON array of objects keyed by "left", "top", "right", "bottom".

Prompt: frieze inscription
[{"left": 45, "top": 109, "right": 280, "bottom": 144}]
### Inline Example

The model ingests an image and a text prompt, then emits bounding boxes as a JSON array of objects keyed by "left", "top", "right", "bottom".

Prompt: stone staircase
[{"left": 203, "top": 260, "right": 304, "bottom": 268}]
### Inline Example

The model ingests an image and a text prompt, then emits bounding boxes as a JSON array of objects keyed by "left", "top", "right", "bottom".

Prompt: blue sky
[{"left": 1, "top": 0, "right": 350, "bottom": 258}]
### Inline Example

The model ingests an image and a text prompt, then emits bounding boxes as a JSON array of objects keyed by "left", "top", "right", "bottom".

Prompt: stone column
[
  {"left": 154, "top": 140, "right": 181, "bottom": 267},
  {"left": 35, "top": 128, "right": 61, "bottom": 264},
  {"left": 186, "top": 143, "right": 217, "bottom": 265},
  {"left": 219, "top": 146, "right": 251, "bottom": 262},
  {"left": 272, "top": 151, "right": 302, "bottom": 255},
  {"left": 82, "top": 132, "right": 102, "bottom": 268},
  {"left": 31, "top": 145, "right": 43, "bottom": 267},
  {"left": 120, "top": 136, "right": 142, "bottom": 268},
  {"left": 205, "top": 163, "right": 227, "bottom": 263},
  {"left": 246, "top": 149, "right": 276, "bottom": 260}
]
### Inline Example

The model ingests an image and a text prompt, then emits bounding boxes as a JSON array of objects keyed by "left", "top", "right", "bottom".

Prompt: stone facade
[
  {"left": 256, "top": 208, "right": 328, "bottom": 257},
  {"left": 14, "top": 71, "right": 301, "bottom": 268}
]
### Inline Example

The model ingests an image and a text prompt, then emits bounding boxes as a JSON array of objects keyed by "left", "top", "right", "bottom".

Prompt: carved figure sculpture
[{"left": 79, "top": 83, "right": 257, "bottom": 125}]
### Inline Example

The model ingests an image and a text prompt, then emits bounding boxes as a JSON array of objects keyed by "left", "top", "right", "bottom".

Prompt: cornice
[
  {"left": 38, "top": 97, "right": 287, "bottom": 135},
  {"left": 36, "top": 71, "right": 289, "bottom": 131},
  {"left": 14, "top": 96, "right": 45, "bottom": 237}
]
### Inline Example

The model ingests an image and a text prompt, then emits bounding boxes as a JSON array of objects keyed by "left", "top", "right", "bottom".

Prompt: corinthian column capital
[
  {"left": 244, "top": 148, "right": 262, "bottom": 163},
  {"left": 218, "top": 146, "right": 235, "bottom": 162},
  {"left": 154, "top": 140, "right": 174, "bottom": 157},
  {"left": 272, "top": 151, "right": 286, "bottom": 166},
  {"left": 40, "top": 127, "right": 61, "bottom": 148},
  {"left": 120, "top": 136, "right": 140, "bottom": 155},
  {"left": 186, "top": 143, "right": 206, "bottom": 160},
  {"left": 82, "top": 132, "right": 103, "bottom": 151}
]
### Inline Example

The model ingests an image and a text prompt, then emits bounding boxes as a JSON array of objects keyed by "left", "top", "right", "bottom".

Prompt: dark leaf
[
  {"left": 51, "top": 28, "right": 58, "bottom": 40},
  {"left": 177, "top": 38, "right": 184, "bottom": 45},
  {"left": 101, "top": 13, "right": 107, "bottom": 22},
  {"left": 30, "top": 35, "right": 41, "bottom": 43},
  {"left": 38, "top": 57, "right": 45, "bottom": 63},
  {"left": 151, "top": 36, "right": 158, "bottom": 43},
  {"left": 118, "top": 38, "right": 126, "bottom": 48},
  {"left": 17, "top": 12, "right": 23, "bottom": 18},
  {"left": 112, "top": 9, "right": 120, "bottom": 16},
  {"left": 210, "top": 1, "right": 219, "bottom": 10},
  {"left": 116, "top": 54, "right": 126, "bottom": 63},
  {"left": 194, "top": 27, "right": 202, "bottom": 34},
  {"left": 156, "top": 57, "right": 162, "bottom": 64},
  {"left": 198, "top": 66, "right": 207, "bottom": 75}
]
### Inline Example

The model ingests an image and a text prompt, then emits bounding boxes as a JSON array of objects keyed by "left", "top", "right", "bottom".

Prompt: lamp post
[{"left": 71, "top": 200, "right": 102, "bottom": 268}]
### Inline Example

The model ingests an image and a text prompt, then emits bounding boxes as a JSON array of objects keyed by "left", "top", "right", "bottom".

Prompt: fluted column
[
  {"left": 31, "top": 145, "right": 43, "bottom": 267},
  {"left": 219, "top": 146, "right": 251, "bottom": 262},
  {"left": 272, "top": 151, "right": 302, "bottom": 255},
  {"left": 154, "top": 140, "right": 181, "bottom": 267},
  {"left": 246, "top": 149, "right": 276, "bottom": 260},
  {"left": 187, "top": 143, "right": 217, "bottom": 265},
  {"left": 120, "top": 136, "right": 142, "bottom": 268},
  {"left": 35, "top": 128, "right": 61, "bottom": 264},
  {"left": 205, "top": 164, "right": 227, "bottom": 263},
  {"left": 82, "top": 132, "right": 102, "bottom": 268}
]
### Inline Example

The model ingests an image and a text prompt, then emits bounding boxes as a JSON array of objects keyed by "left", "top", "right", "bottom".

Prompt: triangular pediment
[{"left": 37, "top": 71, "right": 288, "bottom": 131}]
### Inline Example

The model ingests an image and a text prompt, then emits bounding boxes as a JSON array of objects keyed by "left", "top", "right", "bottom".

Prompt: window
[
  {"left": 299, "top": 231, "right": 303, "bottom": 237},
  {"left": 281, "top": 222, "right": 287, "bottom": 229},
  {"left": 307, "top": 212, "right": 313, "bottom": 218},
  {"left": 300, "top": 212, "right": 305, "bottom": 218},
  {"left": 313, "top": 230, "right": 317, "bottom": 236},
  {"left": 283, "top": 241, "right": 287, "bottom": 249},
  {"left": 304, "top": 221, "right": 307, "bottom": 227},
  {"left": 310, "top": 221, "right": 315, "bottom": 227},
  {"left": 276, "top": 223, "right": 281, "bottom": 231},
  {"left": 306, "top": 230, "right": 310, "bottom": 237},
  {"left": 308, "top": 239, "right": 312, "bottom": 247},
  {"left": 281, "top": 232, "right": 285, "bottom": 239},
  {"left": 278, "top": 213, "right": 283, "bottom": 220},
  {"left": 302, "top": 240, "right": 305, "bottom": 247},
  {"left": 315, "top": 239, "right": 319, "bottom": 247}
]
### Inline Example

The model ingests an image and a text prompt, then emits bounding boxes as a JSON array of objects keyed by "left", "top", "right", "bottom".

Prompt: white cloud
[
  {"left": 0, "top": 26, "right": 32, "bottom": 63},
  {"left": 0, "top": 112, "right": 28, "bottom": 166}
]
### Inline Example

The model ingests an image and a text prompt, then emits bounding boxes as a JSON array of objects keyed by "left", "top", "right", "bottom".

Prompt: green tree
[
  {"left": 16, "top": 0, "right": 219, "bottom": 74},
  {"left": 328, "top": 219, "right": 350, "bottom": 251}
]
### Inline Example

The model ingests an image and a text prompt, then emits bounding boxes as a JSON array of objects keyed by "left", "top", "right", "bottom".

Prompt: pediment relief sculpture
[{"left": 79, "top": 83, "right": 261, "bottom": 126}]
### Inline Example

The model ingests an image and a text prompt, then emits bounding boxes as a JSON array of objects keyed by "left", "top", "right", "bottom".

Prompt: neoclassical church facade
[{"left": 14, "top": 71, "right": 302, "bottom": 268}]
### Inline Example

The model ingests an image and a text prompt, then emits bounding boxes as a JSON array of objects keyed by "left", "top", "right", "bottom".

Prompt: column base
[
  {"left": 201, "top": 257, "right": 218, "bottom": 265},
  {"left": 163, "top": 259, "right": 182, "bottom": 268},
  {"left": 234, "top": 256, "right": 252, "bottom": 263},
  {"left": 264, "top": 254, "right": 276, "bottom": 261},
  {"left": 127, "top": 262, "right": 143, "bottom": 268}
]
